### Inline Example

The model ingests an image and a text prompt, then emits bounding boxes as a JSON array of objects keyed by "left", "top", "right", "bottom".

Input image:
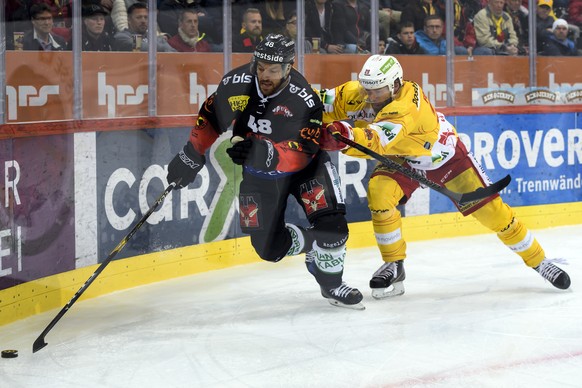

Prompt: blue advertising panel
[
  {"left": 95, "top": 128, "right": 375, "bottom": 261},
  {"left": 430, "top": 113, "right": 582, "bottom": 213}
]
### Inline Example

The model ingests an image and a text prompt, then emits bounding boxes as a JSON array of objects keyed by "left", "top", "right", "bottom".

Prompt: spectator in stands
[
  {"left": 390, "top": 0, "right": 408, "bottom": 25},
  {"left": 84, "top": 0, "right": 113, "bottom": 14},
  {"left": 82, "top": 4, "right": 114, "bottom": 51},
  {"left": 255, "top": 0, "right": 295, "bottom": 36},
  {"left": 35, "top": 0, "right": 72, "bottom": 29},
  {"left": 540, "top": 17, "right": 579, "bottom": 54},
  {"left": 113, "top": 2, "right": 176, "bottom": 51},
  {"left": 556, "top": 1, "right": 581, "bottom": 49},
  {"left": 83, "top": 0, "right": 116, "bottom": 36},
  {"left": 199, "top": 0, "right": 223, "bottom": 45},
  {"left": 233, "top": 7, "right": 263, "bottom": 53},
  {"left": 29, "top": 0, "right": 74, "bottom": 43},
  {"left": 331, "top": 0, "right": 371, "bottom": 53},
  {"left": 415, "top": 15, "right": 446, "bottom": 54},
  {"left": 5, "top": 0, "right": 32, "bottom": 50},
  {"left": 23, "top": 3, "right": 68, "bottom": 51},
  {"left": 474, "top": 0, "right": 520, "bottom": 55},
  {"left": 568, "top": 0, "right": 582, "bottom": 27},
  {"left": 111, "top": 0, "right": 165, "bottom": 35},
  {"left": 537, "top": 0, "right": 558, "bottom": 51},
  {"left": 435, "top": 0, "right": 482, "bottom": 21},
  {"left": 281, "top": 12, "right": 313, "bottom": 53},
  {"left": 505, "top": 0, "right": 529, "bottom": 54},
  {"left": 305, "top": 0, "right": 344, "bottom": 54},
  {"left": 111, "top": 0, "right": 139, "bottom": 32},
  {"left": 378, "top": 38, "right": 387, "bottom": 54},
  {"left": 167, "top": 9, "right": 212, "bottom": 52},
  {"left": 157, "top": 0, "right": 212, "bottom": 38},
  {"left": 434, "top": 0, "right": 481, "bottom": 56},
  {"left": 401, "top": 0, "right": 442, "bottom": 33},
  {"left": 376, "top": 1, "right": 396, "bottom": 42},
  {"left": 378, "top": 0, "right": 408, "bottom": 40},
  {"left": 385, "top": 21, "right": 427, "bottom": 54}
]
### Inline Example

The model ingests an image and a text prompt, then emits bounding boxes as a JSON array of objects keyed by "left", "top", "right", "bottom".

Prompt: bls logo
[
  {"left": 97, "top": 72, "right": 148, "bottom": 117},
  {"left": 5, "top": 85, "right": 60, "bottom": 121}
]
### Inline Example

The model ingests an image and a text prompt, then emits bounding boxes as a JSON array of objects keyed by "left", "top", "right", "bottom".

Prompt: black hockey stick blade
[
  {"left": 457, "top": 174, "right": 511, "bottom": 204},
  {"left": 32, "top": 180, "right": 178, "bottom": 353},
  {"left": 330, "top": 132, "right": 510, "bottom": 205}
]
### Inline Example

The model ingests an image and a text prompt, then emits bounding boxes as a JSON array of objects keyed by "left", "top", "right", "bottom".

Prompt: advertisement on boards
[
  {"left": 93, "top": 127, "right": 374, "bottom": 261},
  {"left": 1, "top": 113, "right": 580, "bottom": 288},
  {"left": 0, "top": 136, "right": 76, "bottom": 290},
  {"left": 5, "top": 53, "right": 582, "bottom": 122},
  {"left": 430, "top": 113, "right": 582, "bottom": 213}
]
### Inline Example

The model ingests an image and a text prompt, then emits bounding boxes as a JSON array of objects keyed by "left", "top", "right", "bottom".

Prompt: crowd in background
[{"left": 3, "top": 0, "right": 581, "bottom": 56}]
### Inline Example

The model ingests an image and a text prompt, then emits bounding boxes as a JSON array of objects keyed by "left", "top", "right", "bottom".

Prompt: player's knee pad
[{"left": 311, "top": 213, "right": 348, "bottom": 249}]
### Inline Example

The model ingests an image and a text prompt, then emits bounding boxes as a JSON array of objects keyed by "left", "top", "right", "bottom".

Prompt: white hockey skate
[{"left": 369, "top": 260, "right": 406, "bottom": 299}]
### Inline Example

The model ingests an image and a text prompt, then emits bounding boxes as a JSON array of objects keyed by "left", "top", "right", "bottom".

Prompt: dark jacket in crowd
[
  {"left": 541, "top": 35, "right": 578, "bottom": 56},
  {"left": 305, "top": 0, "right": 334, "bottom": 51},
  {"left": 384, "top": 35, "right": 426, "bottom": 55},
  {"left": 22, "top": 30, "right": 68, "bottom": 51}
]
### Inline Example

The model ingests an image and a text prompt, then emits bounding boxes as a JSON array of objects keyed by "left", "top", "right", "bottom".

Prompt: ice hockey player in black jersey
[{"left": 166, "top": 34, "right": 364, "bottom": 310}]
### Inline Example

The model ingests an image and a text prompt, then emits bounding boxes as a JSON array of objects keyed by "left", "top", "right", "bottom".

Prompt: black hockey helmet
[{"left": 251, "top": 33, "right": 295, "bottom": 73}]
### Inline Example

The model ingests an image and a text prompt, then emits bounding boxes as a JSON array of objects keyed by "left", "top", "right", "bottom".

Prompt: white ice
[{"left": 1, "top": 225, "right": 581, "bottom": 388}]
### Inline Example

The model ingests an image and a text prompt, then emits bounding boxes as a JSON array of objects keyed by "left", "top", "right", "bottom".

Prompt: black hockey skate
[
  {"left": 370, "top": 260, "right": 406, "bottom": 299},
  {"left": 321, "top": 283, "right": 365, "bottom": 310},
  {"left": 534, "top": 259, "right": 571, "bottom": 290}
]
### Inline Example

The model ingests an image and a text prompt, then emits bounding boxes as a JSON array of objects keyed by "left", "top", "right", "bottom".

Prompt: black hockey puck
[{"left": 1, "top": 350, "right": 18, "bottom": 358}]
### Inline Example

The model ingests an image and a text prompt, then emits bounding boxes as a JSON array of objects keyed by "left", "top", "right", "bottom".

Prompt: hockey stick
[
  {"left": 331, "top": 133, "right": 511, "bottom": 205},
  {"left": 32, "top": 180, "right": 179, "bottom": 353}
]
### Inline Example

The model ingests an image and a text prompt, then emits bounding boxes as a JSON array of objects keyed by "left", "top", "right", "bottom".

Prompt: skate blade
[
  {"left": 371, "top": 282, "right": 405, "bottom": 299},
  {"left": 326, "top": 299, "right": 366, "bottom": 310}
]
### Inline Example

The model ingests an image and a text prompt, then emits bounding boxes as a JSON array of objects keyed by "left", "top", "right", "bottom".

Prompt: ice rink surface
[{"left": 1, "top": 224, "right": 581, "bottom": 388}]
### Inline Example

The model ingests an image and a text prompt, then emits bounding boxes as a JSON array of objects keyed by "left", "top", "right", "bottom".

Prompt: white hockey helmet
[{"left": 358, "top": 55, "right": 403, "bottom": 94}]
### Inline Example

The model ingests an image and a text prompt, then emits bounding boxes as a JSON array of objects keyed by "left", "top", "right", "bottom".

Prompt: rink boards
[{"left": 1, "top": 109, "right": 581, "bottom": 325}]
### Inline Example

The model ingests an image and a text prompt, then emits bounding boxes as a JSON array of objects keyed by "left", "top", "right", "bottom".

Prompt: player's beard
[{"left": 259, "top": 80, "right": 277, "bottom": 95}]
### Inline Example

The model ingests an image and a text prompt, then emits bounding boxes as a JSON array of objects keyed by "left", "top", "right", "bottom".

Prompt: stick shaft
[
  {"left": 331, "top": 133, "right": 510, "bottom": 204},
  {"left": 32, "top": 182, "right": 176, "bottom": 353}
]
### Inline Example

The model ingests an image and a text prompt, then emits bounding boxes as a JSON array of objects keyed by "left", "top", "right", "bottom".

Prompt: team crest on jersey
[
  {"left": 300, "top": 179, "right": 328, "bottom": 215},
  {"left": 239, "top": 196, "right": 260, "bottom": 228},
  {"left": 272, "top": 105, "right": 293, "bottom": 117},
  {"left": 228, "top": 95, "right": 250, "bottom": 112}
]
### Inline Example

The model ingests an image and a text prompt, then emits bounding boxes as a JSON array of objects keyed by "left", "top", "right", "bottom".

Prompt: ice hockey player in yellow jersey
[{"left": 318, "top": 55, "right": 571, "bottom": 298}]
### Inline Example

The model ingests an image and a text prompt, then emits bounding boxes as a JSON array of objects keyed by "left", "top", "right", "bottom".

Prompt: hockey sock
[
  {"left": 497, "top": 217, "right": 545, "bottom": 267},
  {"left": 471, "top": 199, "right": 545, "bottom": 267},
  {"left": 308, "top": 242, "right": 345, "bottom": 288},
  {"left": 371, "top": 208, "right": 407, "bottom": 262}
]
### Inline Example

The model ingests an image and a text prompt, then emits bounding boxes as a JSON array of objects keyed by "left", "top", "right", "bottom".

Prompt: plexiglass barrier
[{"left": 2, "top": 0, "right": 582, "bottom": 123}]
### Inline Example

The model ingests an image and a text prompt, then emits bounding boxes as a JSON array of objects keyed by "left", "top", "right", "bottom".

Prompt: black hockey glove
[
  {"left": 166, "top": 142, "right": 206, "bottom": 189},
  {"left": 226, "top": 138, "right": 279, "bottom": 171}
]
